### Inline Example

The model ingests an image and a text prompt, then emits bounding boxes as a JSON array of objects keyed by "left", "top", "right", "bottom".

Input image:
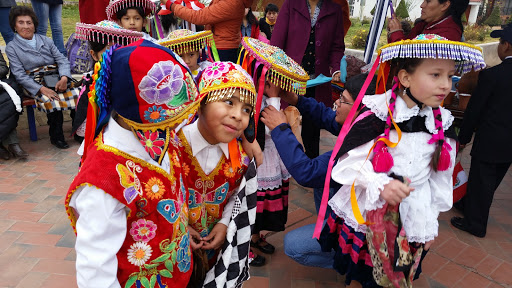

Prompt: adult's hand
[
  {"left": 55, "top": 76, "right": 68, "bottom": 92},
  {"left": 387, "top": 16, "right": 402, "bottom": 32},
  {"left": 40, "top": 86, "right": 59, "bottom": 101},
  {"left": 380, "top": 179, "right": 414, "bottom": 206},
  {"left": 279, "top": 90, "right": 299, "bottom": 106},
  {"left": 260, "top": 105, "right": 287, "bottom": 131}
]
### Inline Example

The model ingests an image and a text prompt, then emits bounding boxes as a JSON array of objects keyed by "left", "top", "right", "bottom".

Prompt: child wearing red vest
[{"left": 66, "top": 40, "right": 203, "bottom": 288}]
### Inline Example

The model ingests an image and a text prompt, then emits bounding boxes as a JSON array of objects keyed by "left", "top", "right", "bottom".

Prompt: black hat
[{"left": 490, "top": 23, "right": 512, "bottom": 45}]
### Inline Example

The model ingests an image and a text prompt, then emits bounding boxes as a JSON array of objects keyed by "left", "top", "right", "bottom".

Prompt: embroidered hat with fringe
[
  {"left": 237, "top": 37, "right": 309, "bottom": 141},
  {"left": 198, "top": 61, "right": 256, "bottom": 108},
  {"left": 75, "top": 20, "right": 143, "bottom": 46},
  {"left": 157, "top": 29, "right": 219, "bottom": 61},
  {"left": 83, "top": 39, "right": 201, "bottom": 164},
  {"left": 239, "top": 37, "right": 309, "bottom": 95},
  {"left": 106, "top": 0, "right": 157, "bottom": 21}
]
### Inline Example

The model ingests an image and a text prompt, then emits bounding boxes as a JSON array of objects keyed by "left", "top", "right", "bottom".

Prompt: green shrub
[
  {"left": 352, "top": 29, "right": 368, "bottom": 49},
  {"left": 361, "top": 17, "right": 371, "bottom": 25},
  {"left": 507, "top": 16, "right": 512, "bottom": 24},
  {"left": 484, "top": 6, "right": 502, "bottom": 26},
  {"left": 370, "top": 5, "right": 376, "bottom": 15},
  {"left": 464, "top": 24, "right": 489, "bottom": 41},
  {"left": 396, "top": 0, "right": 409, "bottom": 19}
]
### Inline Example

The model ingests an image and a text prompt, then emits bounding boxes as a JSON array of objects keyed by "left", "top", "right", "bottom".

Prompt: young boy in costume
[
  {"left": 72, "top": 20, "right": 143, "bottom": 142},
  {"left": 176, "top": 61, "right": 256, "bottom": 284},
  {"left": 66, "top": 40, "right": 202, "bottom": 287},
  {"left": 106, "top": 0, "right": 157, "bottom": 42},
  {"left": 157, "top": 29, "right": 218, "bottom": 80}
]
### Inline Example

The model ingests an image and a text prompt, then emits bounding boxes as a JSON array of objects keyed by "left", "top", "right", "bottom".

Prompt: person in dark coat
[
  {"left": 258, "top": 3, "right": 278, "bottom": 40},
  {"left": 0, "top": 0, "right": 16, "bottom": 44},
  {"left": 270, "top": 0, "right": 345, "bottom": 159},
  {"left": 30, "top": 0, "right": 66, "bottom": 55},
  {"left": 0, "top": 52, "right": 28, "bottom": 160},
  {"left": 451, "top": 24, "right": 512, "bottom": 238}
]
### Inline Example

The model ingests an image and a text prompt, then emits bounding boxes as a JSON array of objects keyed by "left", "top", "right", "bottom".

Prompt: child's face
[
  {"left": 119, "top": 9, "right": 146, "bottom": 32},
  {"left": 197, "top": 91, "right": 253, "bottom": 144},
  {"left": 179, "top": 51, "right": 200, "bottom": 71},
  {"left": 399, "top": 58, "right": 455, "bottom": 108},
  {"left": 334, "top": 89, "right": 354, "bottom": 124}
]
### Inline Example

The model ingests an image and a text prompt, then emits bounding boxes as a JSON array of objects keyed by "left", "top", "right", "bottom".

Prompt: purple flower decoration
[{"left": 138, "top": 60, "right": 184, "bottom": 105}]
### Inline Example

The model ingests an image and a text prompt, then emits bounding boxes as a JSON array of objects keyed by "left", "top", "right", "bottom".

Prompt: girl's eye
[
  {"left": 224, "top": 100, "right": 233, "bottom": 105},
  {"left": 432, "top": 73, "right": 440, "bottom": 78},
  {"left": 242, "top": 108, "right": 252, "bottom": 114},
  {"left": 448, "top": 74, "right": 454, "bottom": 79}
]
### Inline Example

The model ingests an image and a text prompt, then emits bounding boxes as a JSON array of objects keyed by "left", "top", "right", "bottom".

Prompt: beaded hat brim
[
  {"left": 378, "top": 34, "right": 486, "bottom": 73},
  {"left": 239, "top": 37, "right": 309, "bottom": 95},
  {"left": 75, "top": 21, "right": 143, "bottom": 44},
  {"left": 157, "top": 30, "right": 215, "bottom": 55}
]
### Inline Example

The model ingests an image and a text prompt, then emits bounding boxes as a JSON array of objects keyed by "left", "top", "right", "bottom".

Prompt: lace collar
[{"left": 362, "top": 90, "right": 454, "bottom": 133}]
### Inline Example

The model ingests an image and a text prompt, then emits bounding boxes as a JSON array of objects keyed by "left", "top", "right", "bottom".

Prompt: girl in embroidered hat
[
  {"left": 315, "top": 34, "right": 485, "bottom": 287},
  {"left": 106, "top": 0, "right": 157, "bottom": 42},
  {"left": 176, "top": 61, "right": 258, "bottom": 285},
  {"left": 71, "top": 20, "right": 143, "bottom": 143}
]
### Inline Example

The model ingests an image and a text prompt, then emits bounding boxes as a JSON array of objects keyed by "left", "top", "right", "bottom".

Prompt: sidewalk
[{"left": 0, "top": 117, "right": 511, "bottom": 287}]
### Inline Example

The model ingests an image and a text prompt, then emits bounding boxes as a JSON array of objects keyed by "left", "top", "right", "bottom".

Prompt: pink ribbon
[{"left": 313, "top": 56, "right": 381, "bottom": 239}]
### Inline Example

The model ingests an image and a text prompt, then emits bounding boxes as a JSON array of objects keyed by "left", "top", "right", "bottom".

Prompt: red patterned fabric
[
  {"left": 176, "top": 131, "right": 250, "bottom": 237},
  {"left": 66, "top": 134, "right": 192, "bottom": 287}
]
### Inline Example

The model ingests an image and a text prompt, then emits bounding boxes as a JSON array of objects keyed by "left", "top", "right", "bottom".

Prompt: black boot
[{"left": 47, "top": 111, "right": 69, "bottom": 149}]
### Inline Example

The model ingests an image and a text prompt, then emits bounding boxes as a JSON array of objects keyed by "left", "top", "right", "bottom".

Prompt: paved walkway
[{"left": 1, "top": 115, "right": 512, "bottom": 287}]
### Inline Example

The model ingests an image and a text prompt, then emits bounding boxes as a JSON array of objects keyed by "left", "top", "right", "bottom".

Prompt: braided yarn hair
[{"left": 372, "top": 58, "right": 451, "bottom": 173}]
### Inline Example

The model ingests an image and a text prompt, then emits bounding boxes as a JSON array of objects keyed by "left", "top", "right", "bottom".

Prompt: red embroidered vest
[
  {"left": 65, "top": 133, "right": 192, "bottom": 288},
  {"left": 176, "top": 131, "right": 250, "bottom": 237}
]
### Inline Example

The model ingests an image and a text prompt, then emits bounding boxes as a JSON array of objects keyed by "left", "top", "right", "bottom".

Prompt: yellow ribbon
[{"left": 350, "top": 94, "right": 402, "bottom": 225}]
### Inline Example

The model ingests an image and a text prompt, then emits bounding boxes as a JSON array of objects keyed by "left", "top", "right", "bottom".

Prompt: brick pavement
[{"left": 1, "top": 116, "right": 512, "bottom": 287}]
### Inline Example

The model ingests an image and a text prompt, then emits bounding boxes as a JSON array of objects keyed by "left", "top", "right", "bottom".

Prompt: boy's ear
[
  {"left": 90, "top": 50, "right": 99, "bottom": 62},
  {"left": 397, "top": 69, "right": 410, "bottom": 89}
]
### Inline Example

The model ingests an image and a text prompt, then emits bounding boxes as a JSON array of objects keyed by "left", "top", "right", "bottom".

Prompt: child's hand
[
  {"left": 241, "top": 134, "right": 263, "bottom": 167},
  {"left": 188, "top": 225, "right": 204, "bottom": 251},
  {"left": 202, "top": 223, "right": 227, "bottom": 250},
  {"left": 380, "top": 179, "right": 414, "bottom": 206},
  {"left": 261, "top": 106, "right": 287, "bottom": 131},
  {"left": 266, "top": 82, "right": 281, "bottom": 98},
  {"left": 424, "top": 239, "right": 434, "bottom": 251}
]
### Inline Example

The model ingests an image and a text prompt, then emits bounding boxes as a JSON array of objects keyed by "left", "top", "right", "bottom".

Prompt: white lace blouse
[{"left": 328, "top": 90, "right": 456, "bottom": 243}]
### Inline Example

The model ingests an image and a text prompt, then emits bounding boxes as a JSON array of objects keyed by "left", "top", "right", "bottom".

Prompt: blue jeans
[
  {"left": 284, "top": 223, "right": 335, "bottom": 268},
  {"left": 0, "top": 7, "right": 14, "bottom": 44},
  {"left": 30, "top": 0, "right": 66, "bottom": 56}
]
